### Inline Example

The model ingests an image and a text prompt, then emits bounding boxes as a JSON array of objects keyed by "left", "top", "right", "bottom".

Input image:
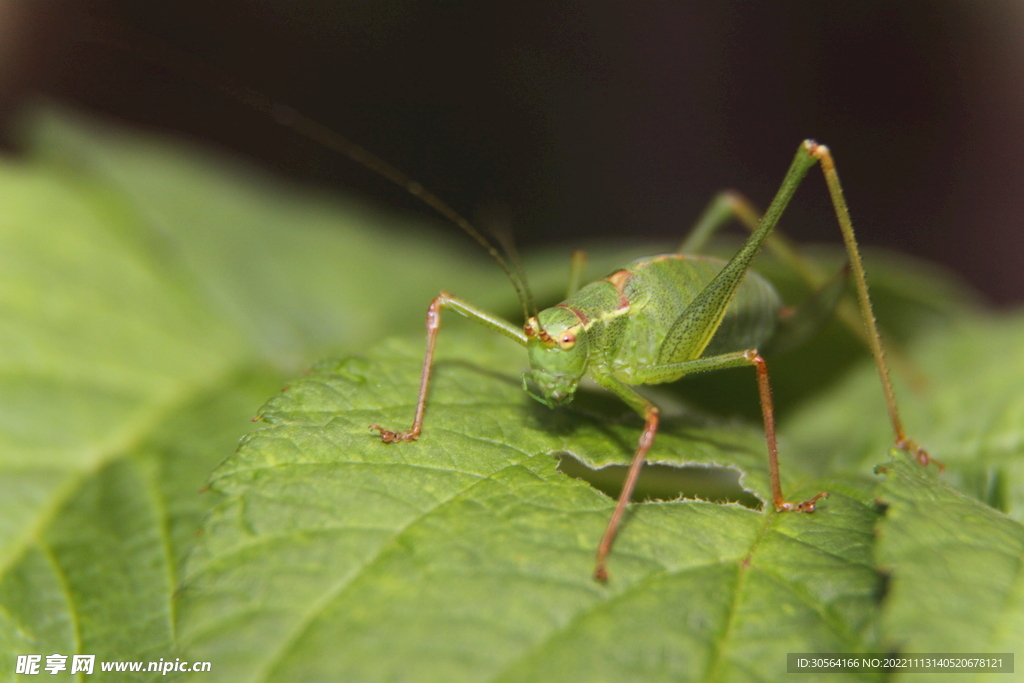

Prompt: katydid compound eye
[{"left": 559, "top": 334, "right": 576, "bottom": 350}]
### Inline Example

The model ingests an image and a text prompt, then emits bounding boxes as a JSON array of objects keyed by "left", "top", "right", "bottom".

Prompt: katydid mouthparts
[{"left": 274, "top": 107, "right": 935, "bottom": 582}]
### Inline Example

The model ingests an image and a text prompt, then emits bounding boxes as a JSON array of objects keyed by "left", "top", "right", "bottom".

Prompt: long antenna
[
  {"left": 267, "top": 105, "right": 538, "bottom": 320},
  {"left": 80, "top": 15, "right": 539, "bottom": 321}
]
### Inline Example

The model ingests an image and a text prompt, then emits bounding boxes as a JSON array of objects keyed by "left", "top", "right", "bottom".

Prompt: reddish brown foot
[
  {"left": 898, "top": 440, "right": 944, "bottom": 472},
  {"left": 370, "top": 425, "right": 418, "bottom": 443},
  {"left": 776, "top": 491, "right": 828, "bottom": 513},
  {"left": 593, "top": 564, "right": 608, "bottom": 584}
]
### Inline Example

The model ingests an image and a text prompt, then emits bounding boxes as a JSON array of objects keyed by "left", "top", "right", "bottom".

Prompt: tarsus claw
[
  {"left": 897, "top": 439, "right": 944, "bottom": 472},
  {"left": 370, "top": 425, "right": 416, "bottom": 443},
  {"left": 777, "top": 491, "right": 828, "bottom": 513}
]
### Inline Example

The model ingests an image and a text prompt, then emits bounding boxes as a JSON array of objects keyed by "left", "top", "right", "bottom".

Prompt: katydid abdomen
[{"left": 557, "top": 253, "right": 781, "bottom": 383}]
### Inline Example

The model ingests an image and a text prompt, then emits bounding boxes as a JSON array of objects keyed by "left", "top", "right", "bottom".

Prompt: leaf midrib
[{"left": 701, "top": 511, "right": 774, "bottom": 683}]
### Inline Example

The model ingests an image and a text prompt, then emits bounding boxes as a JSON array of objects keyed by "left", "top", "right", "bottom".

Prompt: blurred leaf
[
  {"left": 179, "top": 333, "right": 884, "bottom": 683},
  {"left": 0, "top": 145, "right": 251, "bottom": 676},
  {"left": 874, "top": 453, "right": 1024, "bottom": 680}
]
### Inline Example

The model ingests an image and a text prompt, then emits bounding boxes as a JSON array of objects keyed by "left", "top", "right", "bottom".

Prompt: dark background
[{"left": 2, "top": 0, "right": 1023, "bottom": 303}]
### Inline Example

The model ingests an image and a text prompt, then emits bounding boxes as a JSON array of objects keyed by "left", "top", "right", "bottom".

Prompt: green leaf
[
  {"left": 874, "top": 454, "right": 1024, "bottom": 679},
  {"left": 0, "top": 107, "right": 530, "bottom": 677},
  {"left": 179, "top": 332, "right": 884, "bottom": 683}
]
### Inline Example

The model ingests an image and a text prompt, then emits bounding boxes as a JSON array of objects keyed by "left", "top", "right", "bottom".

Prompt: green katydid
[{"left": 276, "top": 111, "right": 932, "bottom": 581}]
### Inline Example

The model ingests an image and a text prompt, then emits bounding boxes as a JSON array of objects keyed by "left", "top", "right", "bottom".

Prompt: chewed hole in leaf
[{"left": 555, "top": 452, "right": 761, "bottom": 508}]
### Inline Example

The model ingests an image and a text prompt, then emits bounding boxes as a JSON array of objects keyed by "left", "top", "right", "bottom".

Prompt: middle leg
[{"left": 631, "top": 349, "right": 827, "bottom": 513}]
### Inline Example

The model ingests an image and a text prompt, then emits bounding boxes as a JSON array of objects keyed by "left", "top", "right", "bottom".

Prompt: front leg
[
  {"left": 590, "top": 374, "right": 660, "bottom": 584},
  {"left": 371, "top": 292, "right": 526, "bottom": 442}
]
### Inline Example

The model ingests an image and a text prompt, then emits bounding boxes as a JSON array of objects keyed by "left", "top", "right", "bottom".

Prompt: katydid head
[{"left": 522, "top": 307, "right": 589, "bottom": 407}]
